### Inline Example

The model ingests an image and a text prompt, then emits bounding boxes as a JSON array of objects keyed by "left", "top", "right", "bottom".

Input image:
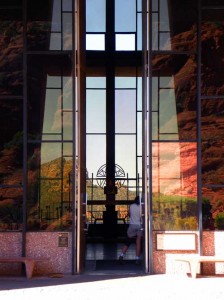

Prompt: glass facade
[
  {"left": 0, "top": 1, "right": 23, "bottom": 230},
  {"left": 0, "top": 0, "right": 76, "bottom": 232},
  {"left": 149, "top": 0, "right": 198, "bottom": 230},
  {"left": 1, "top": 0, "right": 224, "bottom": 274},
  {"left": 201, "top": 1, "right": 224, "bottom": 230}
]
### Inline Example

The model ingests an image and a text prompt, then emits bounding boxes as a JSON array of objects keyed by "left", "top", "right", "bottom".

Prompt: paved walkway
[{"left": 0, "top": 273, "right": 224, "bottom": 300}]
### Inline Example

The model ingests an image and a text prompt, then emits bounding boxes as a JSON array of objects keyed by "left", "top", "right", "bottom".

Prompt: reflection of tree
[
  {"left": 27, "top": 155, "right": 75, "bottom": 230},
  {"left": 152, "top": 193, "right": 198, "bottom": 230},
  {"left": 0, "top": 130, "right": 23, "bottom": 229}
]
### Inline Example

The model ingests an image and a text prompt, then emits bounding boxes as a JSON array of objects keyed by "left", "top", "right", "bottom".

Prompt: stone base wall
[
  {"left": 0, "top": 231, "right": 224, "bottom": 276},
  {"left": 26, "top": 232, "right": 72, "bottom": 275},
  {"left": 0, "top": 232, "right": 22, "bottom": 275},
  {"left": 0, "top": 232, "right": 72, "bottom": 276}
]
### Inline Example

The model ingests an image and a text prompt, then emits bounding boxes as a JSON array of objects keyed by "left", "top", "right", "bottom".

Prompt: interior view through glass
[{"left": 85, "top": 0, "right": 145, "bottom": 272}]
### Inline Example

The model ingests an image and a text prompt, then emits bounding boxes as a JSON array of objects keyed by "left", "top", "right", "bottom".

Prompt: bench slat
[
  {"left": 176, "top": 255, "right": 224, "bottom": 278},
  {"left": 0, "top": 257, "right": 48, "bottom": 279}
]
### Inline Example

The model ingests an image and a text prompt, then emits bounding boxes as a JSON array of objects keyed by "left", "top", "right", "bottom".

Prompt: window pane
[
  {"left": 201, "top": 99, "right": 224, "bottom": 185},
  {"left": 137, "top": 77, "right": 142, "bottom": 111},
  {"left": 63, "top": 0, "right": 72, "bottom": 11},
  {"left": 137, "top": 0, "right": 142, "bottom": 11},
  {"left": 115, "top": 135, "right": 136, "bottom": 178},
  {"left": 86, "top": 34, "right": 105, "bottom": 50},
  {"left": 63, "top": 112, "right": 73, "bottom": 140},
  {"left": 152, "top": 112, "right": 158, "bottom": 140},
  {"left": 86, "top": 135, "right": 106, "bottom": 177},
  {"left": 115, "top": 0, "right": 136, "bottom": 32},
  {"left": 152, "top": 142, "right": 197, "bottom": 230},
  {"left": 137, "top": 13, "right": 142, "bottom": 50},
  {"left": 116, "top": 34, "right": 135, "bottom": 50},
  {"left": 115, "top": 90, "right": 136, "bottom": 133},
  {"left": 43, "top": 89, "right": 62, "bottom": 134},
  {"left": 41, "top": 143, "right": 62, "bottom": 167},
  {"left": 51, "top": 0, "right": 61, "bottom": 31},
  {"left": 152, "top": 13, "right": 159, "bottom": 51},
  {"left": 86, "top": 90, "right": 106, "bottom": 133},
  {"left": 0, "top": 99, "right": 23, "bottom": 186},
  {"left": 137, "top": 157, "right": 142, "bottom": 182},
  {"left": 201, "top": 9, "right": 224, "bottom": 97},
  {"left": 159, "top": 89, "right": 178, "bottom": 134},
  {"left": 137, "top": 112, "right": 142, "bottom": 156},
  {"left": 63, "top": 76, "right": 73, "bottom": 110},
  {"left": 50, "top": 33, "right": 61, "bottom": 50},
  {"left": 115, "top": 77, "right": 136, "bottom": 88},
  {"left": 152, "top": 0, "right": 158, "bottom": 11},
  {"left": 160, "top": 0, "right": 170, "bottom": 31},
  {"left": 27, "top": 54, "right": 72, "bottom": 140},
  {"left": 0, "top": 7, "right": 23, "bottom": 95},
  {"left": 47, "top": 75, "right": 61, "bottom": 88},
  {"left": 86, "top": 0, "right": 106, "bottom": 32},
  {"left": 63, "top": 142, "right": 72, "bottom": 157},
  {"left": 87, "top": 180, "right": 106, "bottom": 201},
  {"left": 86, "top": 205, "right": 106, "bottom": 222},
  {"left": 27, "top": 142, "right": 73, "bottom": 230},
  {"left": 152, "top": 54, "right": 197, "bottom": 140},
  {"left": 152, "top": 77, "right": 158, "bottom": 111},
  {"left": 0, "top": 99, "right": 22, "bottom": 228},
  {"left": 86, "top": 77, "right": 106, "bottom": 89},
  {"left": 63, "top": 13, "right": 72, "bottom": 50},
  {"left": 115, "top": 180, "right": 137, "bottom": 201},
  {"left": 0, "top": 187, "right": 23, "bottom": 231},
  {"left": 159, "top": 32, "right": 171, "bottom": 50},
  {"left": 202, "top": 187, "right": 221, "bottom": 231}
]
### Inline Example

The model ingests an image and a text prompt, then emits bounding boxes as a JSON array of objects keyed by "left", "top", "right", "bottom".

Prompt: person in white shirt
[{"left": 118, "top": 196, "right": 143, "bottom": 265}]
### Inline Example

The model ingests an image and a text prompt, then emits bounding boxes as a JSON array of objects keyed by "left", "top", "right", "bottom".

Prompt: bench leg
[
  {"left": 24, "top": 260, "right": 35, "bottom": 279},
  {"left": 189, "top": 260, "right": 199, "bottom": 279}
]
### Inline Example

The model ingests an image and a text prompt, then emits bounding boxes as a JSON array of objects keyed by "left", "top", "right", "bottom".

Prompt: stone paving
[{"left": 0, "top": 273, "right": 224, "bottom": 300}]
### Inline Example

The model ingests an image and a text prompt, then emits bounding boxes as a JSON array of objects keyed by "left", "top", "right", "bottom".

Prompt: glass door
[{"left": 85, "top": 0, "right": 145, "bottom": 269}]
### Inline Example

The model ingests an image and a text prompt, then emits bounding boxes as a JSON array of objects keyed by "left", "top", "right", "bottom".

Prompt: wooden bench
[
  {"left": 0, "top": 257, "right": 48, "bottom": 279},
  {"left": 175, "top": 255, "right": 224, "bottom": 278}
]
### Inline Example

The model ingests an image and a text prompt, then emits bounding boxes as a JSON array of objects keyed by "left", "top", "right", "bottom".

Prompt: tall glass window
[
  {"left": 86, "top": 77, "right": 106, "bottom": 202},
  {"left": 0, "top": 1, "right": 23, "bottom": 231},
  {"left": 201, "top": 3, "right": 224, "bottom": 230},
  {"left": 27, "top": 54, "right": 74, "bottom": 230},
  {"left": 150, "top": 0, "right": 198, "bottom": 230}
]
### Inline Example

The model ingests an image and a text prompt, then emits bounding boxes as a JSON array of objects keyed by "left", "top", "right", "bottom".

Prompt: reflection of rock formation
[
  {"left": 27, "top": 154, "right": 74, "bottom": 230},
  {"left": 0, "top": 146, "right": 23, "bottom": 227},
  {"left": 152, "top": 143, "right": 197, "bottom": 198},
  {"left": 0, "top": 21, "right": 23, "bottom": 95},
  {"left": 1, "top": 12, "right": 224, "bottom": 226},
  {"left": 202, "top": 187, "right": 224, "bottom": 225},
  {"left": 153, "top": 22, "right": 224, "bottom": 189},
  {"left": 200, "top": 23, "right": 224, "bottom": 186}
]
